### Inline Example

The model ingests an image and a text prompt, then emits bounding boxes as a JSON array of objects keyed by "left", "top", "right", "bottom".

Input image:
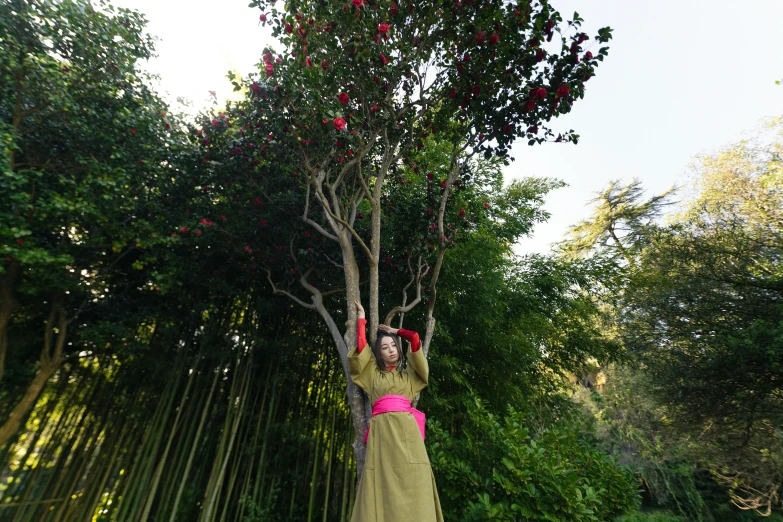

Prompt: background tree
[{"left": 0, "top": 0, "right": 184, "bottom": 446}]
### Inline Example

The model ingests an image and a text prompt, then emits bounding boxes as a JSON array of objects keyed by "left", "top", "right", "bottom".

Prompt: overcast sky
[{"left": 117, "top": 0, "right": 783, "bottom": 255}]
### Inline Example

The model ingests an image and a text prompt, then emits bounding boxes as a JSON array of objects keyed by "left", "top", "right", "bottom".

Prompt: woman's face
[{"left": 379, "top": 337, "right": 399, "bottom": 367}]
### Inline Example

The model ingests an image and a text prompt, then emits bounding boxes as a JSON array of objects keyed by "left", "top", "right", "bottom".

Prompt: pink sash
[{"left": 363, "top": 394, "right": 426, "bottom": 445}]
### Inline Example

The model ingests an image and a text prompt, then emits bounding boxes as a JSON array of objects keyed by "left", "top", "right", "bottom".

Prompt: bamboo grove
[{"left": 0, "top": 298, "right": 360, "bottom": 522}]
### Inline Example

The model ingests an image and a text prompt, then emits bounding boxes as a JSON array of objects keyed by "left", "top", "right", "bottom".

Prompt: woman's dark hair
[{"left": 372, "top": 331, "right": 407, "bottom": 372}]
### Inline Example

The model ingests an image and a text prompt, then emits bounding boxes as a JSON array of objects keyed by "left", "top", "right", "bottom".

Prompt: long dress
[{"left": 348, "top": 319, "right": 444, "bottom": 522}]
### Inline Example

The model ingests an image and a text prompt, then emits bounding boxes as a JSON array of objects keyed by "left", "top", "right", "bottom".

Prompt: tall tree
[
  {"left": 219, "top": 0, "right": 614, "bottom": 473},
  {"left": 557, "top": 178, "right": 675, "bottom": 266},
  {"left": 0, "top": 0, "right": 181, "bottom": 446}
]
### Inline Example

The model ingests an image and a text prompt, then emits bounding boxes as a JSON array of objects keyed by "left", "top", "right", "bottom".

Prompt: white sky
[{"left": 118, "top": 0, "right": 783, "bottom": 255}]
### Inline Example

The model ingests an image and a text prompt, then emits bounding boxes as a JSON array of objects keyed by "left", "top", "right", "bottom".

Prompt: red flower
[
  {"left": 584, "top": 51, "right": 593, "bottom": 61},
  {"left": 275, "top": 56, "right": 282, "bottom": 63},
  {"left": 527, "top": 125, "right": 538, "bottom": 134},
  {"left": 535, "top": 49, "right": 546, "bottom": 62},
  {"left": 304, "top": 230, "right": 311, "bottom": 237},
  {"left": 250, "top": 82, "right": 261, "bottom": 95},
  {"left": 265, "top": 62, "right": 274, "bottom": 77},
  {"left": 211, "top": 118, "right": 219, "bottom": 127},
  {"left": 449, "top": 87, "right": 457, "bottom": 98},
  {"left": 201, "top": 139, "right": 210, "bottom": 146},
  {"left": 254, "top": 197, "right": 261, "bottom": 206},
  {"left": 379, "top": 53, "right": 390, "bottom": 65},
  {"left": 285, "top": 23, "right": 293, "bottom": 33},
  {"left": 180, "top": 226, "right": 188, "bottom": 233},
  {"left": 489, "top": 33, "right": 499, "bottom": 45},
  {"left": 338, "top": 92, "right": 350, "bottom": 104},
  {"left": 333, "top": 117, "right": 347, "bottom": 131},
  {"left": 391, "top": 3, "right": 398, "bottom": 16},
  {"left": 556, "top": 85, "right": 570, "bottom": 98},
  {"left": 523, "top": 99, "right": 536, "bottom": 112},
  {"left": 370, "top": 105, "right": 380, "bottom": 112},
  {"left": 483, "top": 202, "right": 489, "bottom": 208},
  {"left": 352, "top": 0, "right": 363, "bottom": 8},
  {"left": 427, "top": 173, "right": 434, "bottom": 180},
  {"left": 533, "top": 87, "right": 547, "bottom": 99},
  {"left": 259, "top": 13, "right": 267, "bottom": 22},
  {"left": 458, "top": 209, "right": 466, "bottom": 216},
  {"left": 378, "top": 23, "right": 391, "bottom": 34},
  {"left": 195, "top": 229, "right": 202, "bottom": 236},
  {"left": 440, "top": 180, "right": 447, "bottom": 188},
  {"left": 306, "top": 57, "right": 313, "bottom": 67},
  {"left": 321, "top": 59, "right": 328, "bottom": 70},
  {"left": 221, "top": 215, "right": 227, "bottom": 221},
  {"left": 260, "top": 219, "right": 267, "bottom": 226},
  {"left": 130, "top": 129, "right": 136, "bottom": 135},
  {"left": 475, "top": 31, "right": 486, "bottom": 45},
  {"left": 528, "top": 38, "right": 540, "bottom": 48}
]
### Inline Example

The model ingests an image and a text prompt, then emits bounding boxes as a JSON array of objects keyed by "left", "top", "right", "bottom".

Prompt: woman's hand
[
  {"left": 354, "top": 299, "right": 365, "bottom": 319},
  {"left": 378, "top": 324, "right": 399, "bottom": 335}
]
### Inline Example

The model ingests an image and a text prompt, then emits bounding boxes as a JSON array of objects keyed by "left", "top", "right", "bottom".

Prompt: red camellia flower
[
  {"left": 584, "top": 51, "right": 593, "bottom": 61},
  {"left": 391, "top": 3, "right": 398, "bottom": 16},
  {"left": 259, "top": 13, "right": 266, "bottom": 22},
  {"left": 338, "top": 92, "right": 350, "bottom": 104},
  {"left": 254, "top": 197, "right": 261, "bottom": 206},
  {"left": 483, "top": 202, "right": 489, "bottom": 208},
  {"left": 333, "top": 117, "right": 347, "bottom": 131},
  {"left": 195, "top": 229, "right": 202, "bottom": 236},
  {"left": 201, "top": 139, "right": 210, "bottom": 146},
  {"left": 370, "top": 105, "right": 380, "bottom": 112},
  {"left": 556, "top": 85, "right": 570, "bottom": 98},
  {"left": 250, "top": 82, "right": 261, "bottom": 95},
  {"left": 427, "top": 173, "right": 434, "bottom": 180},
  {"left": 352, "top": 0, "right": 363, "bottom": 8},
  {"left": 211, "top": 118, "right": 219, "bottom": 127},
  {"left": 378, "top": 23, "right": 390, "bottom": 34},
  {"left": 321, "top": 59, "right": 328, "bottom": 70},
  {"left": 489, "top": 33, "right": 499, "bottom": 45},
  {"left": 306, "top": 57, "right": 313, "bottom": 67},
  {"left": 459, "top": 209, "right": 466, "bottom": 216},
  {"left": 440, "top": 180, "right": 447, "bottom": 188},
  {"left": 533, "top": 87, "right": 547, "bottom": 99},
  {"left": 475, "top": 31, "right": 486, "bottom": 45},
  {"left": 379, "top": 53, "right": 390, "bottom": 65},
  {"left": 285, "top": 23, "right": 293, "bottom": 33},
  {"left": 130, "top": 129, "right": 137, "bottom": 135},
  {"left": 527, "top": 125, "right": 539, "bottom": 134},
  {"left": 535, "top": 49, "right": 546, "bottom": 62},
  {"left": 523, "top": 99, "right": 536, "bottom": 112},
  {"left": 180, "top": 226, "right": 188, "bottom": 234}
]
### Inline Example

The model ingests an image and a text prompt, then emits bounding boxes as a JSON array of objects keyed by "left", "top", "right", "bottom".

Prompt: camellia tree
[
  {"left": 181, "top": 0, "right": 612, "bottom": 474},
  {"left": 0, "top": 0, "right": 181, "bottom": 446}
]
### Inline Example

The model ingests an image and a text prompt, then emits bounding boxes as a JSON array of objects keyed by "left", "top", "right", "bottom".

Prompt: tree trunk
[
  {"left": 0, "top": 359, "right": 59, "bottom": 447},
  {"left": 0, "top": 258, "right": 20, "bottom": 383}
]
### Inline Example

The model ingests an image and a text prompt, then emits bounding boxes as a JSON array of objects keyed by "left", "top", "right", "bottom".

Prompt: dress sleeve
[
  {"left": 348, "top": 319, "right": 374, "bottom": 393},
  {"left": 401, "top": 330, "right": 428, "bottom": 394}
]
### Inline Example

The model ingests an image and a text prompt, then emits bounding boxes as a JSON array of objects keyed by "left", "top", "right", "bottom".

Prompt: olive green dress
[{"left": 348, "top": 343, "right": 444, "bottom": 522}]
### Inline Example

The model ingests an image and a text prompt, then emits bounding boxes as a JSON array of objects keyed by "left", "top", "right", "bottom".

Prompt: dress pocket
[{"left": 404, "top": 414, "right": 430, "bottom": 464}]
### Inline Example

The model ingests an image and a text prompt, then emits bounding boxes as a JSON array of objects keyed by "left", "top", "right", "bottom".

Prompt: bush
[{"left": 428, "top": 397, "right": 640, "bottom": 521}]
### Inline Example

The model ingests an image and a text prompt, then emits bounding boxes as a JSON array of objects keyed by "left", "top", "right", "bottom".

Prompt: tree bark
[
  {"left": 0, "top": 296, "right": 67, "bottom": 448},
  {"left": 0, "top": 258, "right": 20, "bottom": 383}
]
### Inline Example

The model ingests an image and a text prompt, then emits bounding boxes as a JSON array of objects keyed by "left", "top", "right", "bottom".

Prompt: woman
[{"left": 349, "top": 299, "right": 444, "bottom": 522}]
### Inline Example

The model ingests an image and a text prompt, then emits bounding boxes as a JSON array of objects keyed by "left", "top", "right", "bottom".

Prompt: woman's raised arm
[{"left": 355, "top": 300, "right": 368, "bottom": 353}]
